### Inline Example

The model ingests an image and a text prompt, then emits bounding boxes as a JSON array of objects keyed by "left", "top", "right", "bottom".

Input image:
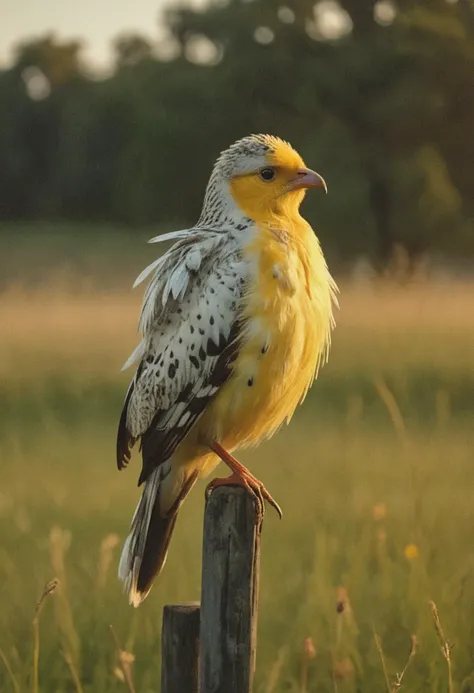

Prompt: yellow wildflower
[{"left": 404, "top": 543, "right": 419, "bottom": 561}]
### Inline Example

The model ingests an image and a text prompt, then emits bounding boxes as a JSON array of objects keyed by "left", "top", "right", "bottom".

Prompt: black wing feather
[
  {"left": 138, "top": 320, "right": 241, "bottom": 485},
  {"left": 117, "top": 361, "right": 145, "bottom": 469},
  {"left": 117, "top": 381, "right": 137, "bottom": 470}
]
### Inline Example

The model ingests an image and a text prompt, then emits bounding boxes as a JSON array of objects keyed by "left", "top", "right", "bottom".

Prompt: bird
[{"left": 117, "top": 134, "right": 338, "bottom": 606}]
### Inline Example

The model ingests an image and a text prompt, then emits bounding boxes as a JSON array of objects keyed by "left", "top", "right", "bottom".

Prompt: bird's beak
[{"left": 290, "top": 168, "right": 327, "bottom": 193}]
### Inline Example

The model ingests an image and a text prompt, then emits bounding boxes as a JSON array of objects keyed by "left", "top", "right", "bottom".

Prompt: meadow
[{"left": 1, "top": 225, "right": 474, "bottom": 692}]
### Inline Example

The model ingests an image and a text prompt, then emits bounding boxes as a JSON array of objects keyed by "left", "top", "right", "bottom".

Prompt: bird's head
[{"left": 199, "top": 134, "right": 326, "bottom": 227}]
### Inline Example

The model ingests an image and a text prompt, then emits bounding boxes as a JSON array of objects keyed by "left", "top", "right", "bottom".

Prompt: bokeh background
[{"left": 1, "top": 1, "right": 474, "bottom": 692}]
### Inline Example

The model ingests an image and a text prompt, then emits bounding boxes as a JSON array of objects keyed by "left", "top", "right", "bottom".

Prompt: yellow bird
[{"left": 117, "top": 134, "right": 337, "bottom": 606}]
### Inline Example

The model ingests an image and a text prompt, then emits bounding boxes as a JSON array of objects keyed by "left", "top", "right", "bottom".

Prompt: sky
[{"left": 0, "top": 0, "right": 201, "bottom": 71}]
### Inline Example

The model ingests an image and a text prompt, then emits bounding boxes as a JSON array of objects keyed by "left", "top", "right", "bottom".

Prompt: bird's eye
[{"left": 259, "top": 167, "right": 276, "bottom": 182}]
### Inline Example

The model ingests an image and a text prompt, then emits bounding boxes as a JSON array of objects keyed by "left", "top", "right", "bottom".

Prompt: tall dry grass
[
  {"left": 0, "top": 272, "right": 473, "bottom": 692},
  {"left": 2, "top": 279, "right": 473, "bottom": 379}
]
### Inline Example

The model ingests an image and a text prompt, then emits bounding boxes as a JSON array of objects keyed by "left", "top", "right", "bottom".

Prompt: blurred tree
[
  {"left": 165, "top": 0, "right": 474, "bottom": 266},
  {"left": 0, "top": 70, "right": 35, "bottom": 218},
  {"left": 113, "top": 34, "right": 153, "bottom": 68},
  {"left": 13, "top": 33, "right": 83, "bottom": 87},
  {"left": 0, "top": 1, "right": 473, "bottom": 270},
  {"left": 0, "top": 35, "right": 94, "bottom": 218}
]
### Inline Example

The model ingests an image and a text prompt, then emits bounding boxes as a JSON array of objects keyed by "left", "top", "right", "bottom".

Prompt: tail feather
[{"left": 118, "top": 466, "right": 197, "bottom": 607}]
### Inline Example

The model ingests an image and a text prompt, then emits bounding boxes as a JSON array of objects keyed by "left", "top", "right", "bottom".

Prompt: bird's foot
[
  {"left": 205, "top": 472, "right": 282, "bottom": 521},
  {"left": 206, "top": 441, "right": 282, "bottom": 519}
]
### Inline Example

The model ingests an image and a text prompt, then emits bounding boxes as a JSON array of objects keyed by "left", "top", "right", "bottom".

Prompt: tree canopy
[{"left": 1, "top": 0, "right": 473, "bottom": 267}]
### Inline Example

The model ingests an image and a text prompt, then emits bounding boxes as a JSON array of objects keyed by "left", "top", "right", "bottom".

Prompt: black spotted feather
[{"left": 116, "top": 229, "right": 247, "bottom": 486}]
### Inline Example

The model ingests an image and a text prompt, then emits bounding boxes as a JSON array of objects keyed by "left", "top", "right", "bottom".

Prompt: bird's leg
[{"left": 205, "top": 440, "right": 282, "bottom": 519}]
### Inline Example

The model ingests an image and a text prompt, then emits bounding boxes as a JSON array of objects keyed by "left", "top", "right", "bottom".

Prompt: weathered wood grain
[
  {"left": 161, "top": 602, "right": 200, "bottom": 693},
  {"left": 199, "top": 486, "right": 262, "bottom": 693}
]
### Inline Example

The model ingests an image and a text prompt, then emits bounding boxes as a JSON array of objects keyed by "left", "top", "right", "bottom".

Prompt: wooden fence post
[
  {"left": 199, "top": 486, "right": 262, "bottom": 693},
  {"left": 161, "top": 602, "right": 200, "bottom": 693}
]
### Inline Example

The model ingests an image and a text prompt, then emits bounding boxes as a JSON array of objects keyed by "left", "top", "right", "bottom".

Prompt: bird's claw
[{"left": 205, "top": 473, "right": 282, "bottom": 520}]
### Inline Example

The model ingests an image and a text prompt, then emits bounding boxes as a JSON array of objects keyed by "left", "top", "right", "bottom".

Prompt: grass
[{"left": 1, "top": 224, "right": 474, "bottom": 692}]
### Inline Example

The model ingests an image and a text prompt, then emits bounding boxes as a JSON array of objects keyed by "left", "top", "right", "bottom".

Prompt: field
[{"left": 1, "top": 226, "right": 474, "bottom": 692}]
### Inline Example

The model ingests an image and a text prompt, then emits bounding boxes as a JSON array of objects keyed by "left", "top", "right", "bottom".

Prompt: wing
[{"left": 117, "top": 228, "right": 247, "bottom": 485}]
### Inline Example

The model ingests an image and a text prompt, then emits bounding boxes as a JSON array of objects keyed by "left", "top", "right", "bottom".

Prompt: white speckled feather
[{"left": 125, "top": 229, "right": 249, "bottom": 441}]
